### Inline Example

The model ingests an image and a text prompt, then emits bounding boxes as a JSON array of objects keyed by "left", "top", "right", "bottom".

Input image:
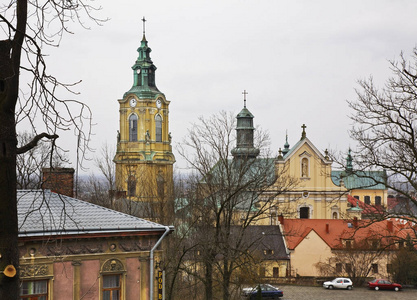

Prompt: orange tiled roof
[
  {"left": 283, "top": 218, "right": 416, "bottom": 250},
  {"left": 347, "top": 195, "right": 383, "bottom": 215}
]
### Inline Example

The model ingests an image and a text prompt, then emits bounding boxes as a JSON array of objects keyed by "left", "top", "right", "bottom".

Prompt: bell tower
[{"left": 114, "top": 19, "right": 175, "bottom": 221}]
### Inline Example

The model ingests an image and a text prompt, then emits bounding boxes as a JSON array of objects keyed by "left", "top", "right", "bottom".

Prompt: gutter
[{"left": 150, "top": 225, "right": 173, "bottom": 300}]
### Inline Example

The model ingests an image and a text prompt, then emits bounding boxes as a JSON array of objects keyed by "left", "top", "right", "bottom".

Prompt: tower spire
[
  {"left": 242, "top": 90, "right": 248, "bottom": 108},
  {"left": 124, "top": 18, "right": 162, "bottom": 99},
  {"left": 141, "top": 16, "right": 147, "bottom": 37},
  {"left": 282, "top": 130, "right": 290, "bottom": 156},
  {"left": 346, "top": 148, "right": 353, "bottom": 173}
]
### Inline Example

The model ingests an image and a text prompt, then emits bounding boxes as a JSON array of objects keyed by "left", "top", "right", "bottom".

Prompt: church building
[
  {"left": 229, "top": 99, "right": 387, "bottom": 223},
  {"left": 114, "top": 21, "right": 175, "bottom": 222}
]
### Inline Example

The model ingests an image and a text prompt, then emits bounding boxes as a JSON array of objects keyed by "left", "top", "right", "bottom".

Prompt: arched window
[
  {"left": 333, "top": 212, "right": 338, "bottom": 219},
  {"left": 129, "top": 114, "right": 138, "bottom": 142},
  {"left": 127, "top": 175, "right": 136, "bottom": 197},
  {"left": 101, "top": 259, "right": 126, "bottom": 300},
  {"left": 155, "top": 114, "right": 162, "bottom": 142}
]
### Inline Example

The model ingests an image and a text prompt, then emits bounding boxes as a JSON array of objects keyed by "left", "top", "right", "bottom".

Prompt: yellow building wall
[
  {"left": 269, "top": 140, "right": 349, "bottom": 221},
  {"left": 351, "top": 188, "right": 388, "bottom": 207},
  {"left": 114, "top": 93, "right": 175, "bottom": 207},
  {"left": 290, "top": 230, "right": 333, "bottom": 276}
]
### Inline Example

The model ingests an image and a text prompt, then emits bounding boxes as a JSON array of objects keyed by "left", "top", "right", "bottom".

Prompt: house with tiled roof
[
  {"left": 281, "top": 217, "right": 416, "bottom": 278},
  {"left": 18, "top": 189, "right": 173, "bottom": 300},
  {"left": 238, "top": 225, "right": 290, "bottom": 279}
]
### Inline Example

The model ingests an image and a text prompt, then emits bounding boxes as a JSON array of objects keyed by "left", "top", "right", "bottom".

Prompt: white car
[{"left": 323, "top": 278, "right": 353, "bottom": 290}]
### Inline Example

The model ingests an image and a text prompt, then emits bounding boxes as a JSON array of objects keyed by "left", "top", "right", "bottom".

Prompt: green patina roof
[
  {"left": 123, "top": 34, "right": 164, "bottom": 99},
  {"left": 331, "top": 170, "right": 387, "bottom": 190},
  {"left": 236, "top": 107, "right": 254, "bottom": 119}
]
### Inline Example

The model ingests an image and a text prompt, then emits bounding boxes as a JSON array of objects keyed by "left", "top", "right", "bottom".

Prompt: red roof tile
[{"left": 282, "top": 218, "right": 416, "bottom": 250}]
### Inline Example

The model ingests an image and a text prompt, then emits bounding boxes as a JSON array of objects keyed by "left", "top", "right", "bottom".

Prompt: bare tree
[
  {"left": 346, "top": 46, "right": 417, "bottom": 226},
  {"left": 316, "top": 241, "right": 386, "bottom": 286},
  {"left": 175, "top": 111, "right": 296, "bottom": 300},
  {"left": 390, "top": 236, "right": 417, "bottom": 285},
  {"left": 16, "top": 131, "right": 69, "bottom": 189},
  {"left": 0, "top": 1, "right": 103, "bottom": 297}
]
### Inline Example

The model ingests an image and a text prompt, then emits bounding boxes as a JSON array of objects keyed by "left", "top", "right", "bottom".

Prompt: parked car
[
  {"left": 242, "top": 284, "right": 284, "bottom": 299},
  {"left": 368, "top": 279, "right": 402, "bottom": 291},
  {"left": 323, "top": 278, "right": 353, "bottom": 290}
]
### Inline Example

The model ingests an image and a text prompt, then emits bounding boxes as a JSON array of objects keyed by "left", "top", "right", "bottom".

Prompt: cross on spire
[
  {"left": 142, "top": 17, "right": 147, "bottom": 35},
  {"left": 242, "top": 90, "right": 248, "bottom": 108},
  {"left": 301, "top": 124, "right": 307, "bottom": 140}
]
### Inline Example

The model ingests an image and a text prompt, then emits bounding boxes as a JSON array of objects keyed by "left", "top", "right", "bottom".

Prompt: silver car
[{"left": 323, "top": 278, "right": 353, "bottom": 290}]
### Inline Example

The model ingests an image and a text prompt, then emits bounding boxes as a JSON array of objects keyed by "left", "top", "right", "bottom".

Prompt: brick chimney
[
  {"left": 353, "top": 217, "right": 358, "bottom": 228},
  {"left": 325, "top": 223, "right": 330, "bottom": 234},
  {"left": 387, "top": 220, "right": 393, "bottom": 233},
  {"left": 278, "top": 214, "right": 284, "bottom": 225},
  {"left": 42, "top": 168, "right": 75, "bottom": 197}
]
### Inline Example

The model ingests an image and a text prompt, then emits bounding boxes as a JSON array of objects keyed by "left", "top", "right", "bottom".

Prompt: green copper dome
[{"left": 124, "top": 34, "right": 164, "bottom": 99}]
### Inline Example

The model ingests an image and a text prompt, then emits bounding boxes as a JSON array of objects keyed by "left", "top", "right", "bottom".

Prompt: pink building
[{"left": 18, "top": 189, "right": 172, "bottom": 299}]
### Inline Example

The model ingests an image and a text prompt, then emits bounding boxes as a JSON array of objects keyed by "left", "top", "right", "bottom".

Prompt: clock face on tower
[
  {"left": 156, "top": 99, "right": 162, "bottom": 109},
  {"left": 129, "top": 98, "right": 137, "bottom": 107}
]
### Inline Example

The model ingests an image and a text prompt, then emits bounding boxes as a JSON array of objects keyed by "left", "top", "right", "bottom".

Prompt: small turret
[
  {"left": 346, "top": 148, "right": 353, "bottom": 173},
  {"left": 282, "top": 132, "right": 290, "bottom": 156},
  {"left": 231, "top": 90, "right": 260, "bottom": 159}
]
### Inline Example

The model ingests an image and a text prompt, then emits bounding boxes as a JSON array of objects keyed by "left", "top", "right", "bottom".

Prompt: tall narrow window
[
  {"left": 102, "top": 274, "right": 121, "bottom": 300},
  {"left": 20, "top": 280, "right": 48, "bottom": 300},
  {"left": 300, "top": 207, "right": 309, "bottom": 219},
  {"left": 129, "top": 114, "right": 138, "bottom": 142},
  {"left": 364, "top": 196, "right": 371, "bottom": 205},
  {"left": 155, "top": 114, "right": 162, "bottom": 142},
  {"left": 127, "top": 175, "right": 136, "bottom": 197},
  {"left": 157, "top": 172, "right": 165, "bottom": 198},
  {"left": 375, "top": 196, "right": 381, "bottom": 206}
]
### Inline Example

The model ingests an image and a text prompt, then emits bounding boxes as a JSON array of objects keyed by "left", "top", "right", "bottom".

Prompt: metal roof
[
  {"left": 331, "top": 170, "right": 387, "bottom": 190},
  {"left": 17, "top": 190, "right": 167, "bottom": 238}
]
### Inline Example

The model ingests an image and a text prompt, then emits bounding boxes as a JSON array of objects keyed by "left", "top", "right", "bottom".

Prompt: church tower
[
  {"left": 231, "top": 91, "right": 260, "bottom": 159},
  {"left": 114, "top": 19, "right": 175, "bottom": 221}
]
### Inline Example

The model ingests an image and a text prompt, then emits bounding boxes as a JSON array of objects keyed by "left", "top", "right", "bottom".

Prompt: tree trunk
[
  {"left": 0, "top": 93, "right": 19, "bottom": 299},
  {"left": 0, "top": 0, "right": 27, "bottom": 297},
  {"left": 204, "top": 261, "right": 213, "bottom": 300},
  {"left": 222, "top": 264, "right": 232, "bottom": 300}
]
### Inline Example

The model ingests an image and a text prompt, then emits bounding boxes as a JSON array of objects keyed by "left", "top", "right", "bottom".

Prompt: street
[{"left": 279, "top": 285, "right": 417, "bottom": 300}]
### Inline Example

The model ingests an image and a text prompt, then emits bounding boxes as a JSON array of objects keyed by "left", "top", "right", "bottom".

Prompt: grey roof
[
  {"left": 238, "top": 225, "right": 289, "bottom": 260},
  {"left": 18, "top": 190, "right": 167, "bottom": 238}
]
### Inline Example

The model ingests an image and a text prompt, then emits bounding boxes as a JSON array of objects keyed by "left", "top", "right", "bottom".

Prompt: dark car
[
  {"left": 242, "top": 284, "right": 283, "bottom": 299},
  {"left": 368, "top": 279, "right": 402, "bottom": 291}
]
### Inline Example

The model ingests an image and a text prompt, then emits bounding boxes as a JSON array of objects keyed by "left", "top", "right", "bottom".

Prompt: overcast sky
[{"left": 40, "top": 0, "right": 417, "bottom": 174}]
